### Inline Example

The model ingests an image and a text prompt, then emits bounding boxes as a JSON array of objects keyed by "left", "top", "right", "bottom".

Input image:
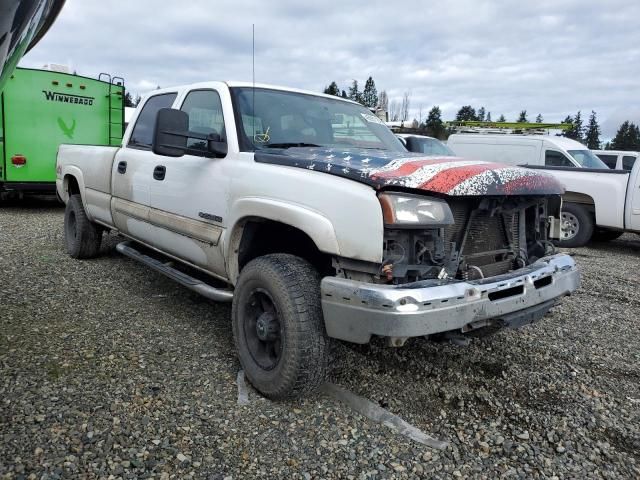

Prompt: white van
[
  {"left": 593, "top": 150, "right": 638, "bottom": 170},
  {"left": 447, "top": 134, "right": 609, "bottom": 169}
]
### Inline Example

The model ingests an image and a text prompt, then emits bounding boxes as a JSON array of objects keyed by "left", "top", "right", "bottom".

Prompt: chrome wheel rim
[{"left": 561, "top": 212, "right": 579, "bottom": 240}]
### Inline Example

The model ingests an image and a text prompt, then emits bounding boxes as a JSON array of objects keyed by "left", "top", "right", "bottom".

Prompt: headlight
[{"left": 378, "top": 192, "right": 454, "bottom": 227}]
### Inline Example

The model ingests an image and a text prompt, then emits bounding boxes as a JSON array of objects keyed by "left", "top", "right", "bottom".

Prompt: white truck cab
[
  {"left": 448, "top": 134, "right": 609, "bottom": 169},
  {"left": 56, "top": 81, "right": 580, "bottom": 399}
]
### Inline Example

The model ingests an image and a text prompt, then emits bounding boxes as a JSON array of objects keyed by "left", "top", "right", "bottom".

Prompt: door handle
[
  {"left": 153, "top": 165, "right": 166, "bottom": 181},
  {"left": 117, "top": 161, "right": 127, "bottom": 174}
]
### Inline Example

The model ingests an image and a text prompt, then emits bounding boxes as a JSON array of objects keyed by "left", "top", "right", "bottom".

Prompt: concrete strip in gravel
[
  {"left": 236, "top": 370, "right": 250, "bottom": 406},
  {"left": 321, "top": 383, "right": 448, "bottom": 450},
  {"left": 1, "top": 198, "right": 639, "bottom": 479}
]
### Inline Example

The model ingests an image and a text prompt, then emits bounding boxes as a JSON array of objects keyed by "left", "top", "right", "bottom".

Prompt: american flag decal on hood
[{"left": 254, "top": 147, "right": 565, "bottom": 196}]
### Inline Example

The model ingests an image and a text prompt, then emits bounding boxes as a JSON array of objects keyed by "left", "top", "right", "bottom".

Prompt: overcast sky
[{"left": 22, "top": 0, "right": 640, "bottom": 138}]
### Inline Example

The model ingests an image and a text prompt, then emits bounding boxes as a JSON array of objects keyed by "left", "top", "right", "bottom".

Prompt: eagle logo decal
[{"left": 57, "top": 117, "right": 76, "bottom": 139}]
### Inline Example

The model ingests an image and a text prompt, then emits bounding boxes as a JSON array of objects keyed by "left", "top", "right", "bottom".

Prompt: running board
[{"left": 116, "top": 241, "right": 233, "bottom": 302}]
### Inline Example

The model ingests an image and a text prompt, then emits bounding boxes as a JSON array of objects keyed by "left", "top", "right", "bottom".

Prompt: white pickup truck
[
  {"left": 56, "top": 81, "right": 580, "bottom": 398},
  {"left": 526, "top": 163, "right": 640, "bottom": 247}
]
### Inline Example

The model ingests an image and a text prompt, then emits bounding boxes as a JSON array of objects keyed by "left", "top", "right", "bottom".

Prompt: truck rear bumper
[{"left": 320, "top": 254, "right": 580, "bottom": 344}]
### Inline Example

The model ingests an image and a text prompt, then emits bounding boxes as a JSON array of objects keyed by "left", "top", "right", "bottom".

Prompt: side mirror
[
  {"left": 207, "top": 133, "right": 228, "bottom": 157},
  {"left": 152, "top": 108, "right": 189, "bottom": 157}
]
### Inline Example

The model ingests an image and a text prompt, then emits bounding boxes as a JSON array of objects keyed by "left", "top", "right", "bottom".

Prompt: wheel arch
[{"left": 226, "top": 215, "right": 336, "bottom": 285}]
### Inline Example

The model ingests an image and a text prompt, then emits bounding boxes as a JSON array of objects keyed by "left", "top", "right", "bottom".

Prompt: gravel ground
[{"left": 1, "top": 198, "right": 639, "bottom": 479}]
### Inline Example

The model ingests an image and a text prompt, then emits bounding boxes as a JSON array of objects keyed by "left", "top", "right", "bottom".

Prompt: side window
[
  {"left": 623, "top": 155, "right": 637, "bottom": 171},
  {"left": 180, "top": 90, "right": 225, "bottom": 152},
  {"left": 545, "top": 150, "right": 575, "bottom": 167},
  {"left": 597, "top": 154, "right": 618, "bottom": 169},
  {"left": 128, "top": 93, "right": 177, "bottom": 148}
]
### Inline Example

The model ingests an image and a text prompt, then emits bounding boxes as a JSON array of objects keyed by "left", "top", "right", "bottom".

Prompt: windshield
[
  {"left": 230, "top": 87, "right": 405, "bottom": 152},
  {"left": 568, "top": 150, "right": 609, "bottom": 169},
  {"left": 406, "top": 137, "right": 455, "bottom": 156}
]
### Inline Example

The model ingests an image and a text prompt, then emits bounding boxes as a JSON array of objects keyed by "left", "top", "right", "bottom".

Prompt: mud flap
[{"left": 498, "top": 299, "right": 556, "bottom": 329}]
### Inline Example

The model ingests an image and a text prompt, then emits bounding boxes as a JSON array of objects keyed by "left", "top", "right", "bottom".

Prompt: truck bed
[
  {"left": 57, "top": 144, "right": 120, "bottom": 226},
  {"left": 526, "top": 165, "right": 631, "bottom": 229}
]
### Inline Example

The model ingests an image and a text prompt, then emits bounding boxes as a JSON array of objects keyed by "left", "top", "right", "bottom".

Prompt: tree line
[
  {"left": 323, "top": 78, "right": 413, "bottom": 122},
  {"left": 324, "top": 80, "right": 639, "bottom": 151}
]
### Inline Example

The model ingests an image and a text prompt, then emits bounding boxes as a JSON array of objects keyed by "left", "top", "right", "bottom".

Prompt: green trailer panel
[{"left": 0, "top": 67, "right": 123, "bottom": 187}]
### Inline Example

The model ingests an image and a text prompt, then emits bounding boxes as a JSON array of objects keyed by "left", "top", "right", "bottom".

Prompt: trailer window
[
  {"left": 545, "top": 150, "right": 574, "bottom": 167},
  {"left": 180, "top": 90, "right": 225, "bottom": 152},
  {"left": 128, "top": 93, "right": 177, "bottom": 149},
  {"left": 623, "top": 155, "right": 637, "bottom": 171}
]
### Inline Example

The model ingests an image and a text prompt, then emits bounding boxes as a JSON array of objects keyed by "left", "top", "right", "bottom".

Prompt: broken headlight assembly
[{"left": 378, "top": 192, "right": 454, "bottom": 228}]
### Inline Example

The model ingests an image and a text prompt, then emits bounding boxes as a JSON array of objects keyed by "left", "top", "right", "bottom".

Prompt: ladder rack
[{"left": 99, "top": 73, "right": 125, "bottom": 145}]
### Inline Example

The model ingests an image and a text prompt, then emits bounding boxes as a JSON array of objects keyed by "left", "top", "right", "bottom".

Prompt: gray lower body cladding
[{"left": 320, "top": 253, "right": 580, "bottom": 344}]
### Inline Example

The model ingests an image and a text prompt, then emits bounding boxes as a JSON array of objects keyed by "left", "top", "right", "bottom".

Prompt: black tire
[
  {"left": 591, "top": 229, "right": 623, "bottom": 242},
  {"left": 64, "top": 194, "right": 102, "bottom": 258},
  {"left": 555, "top": 203, "right": 594, "bottom": 248},
  {"left": 232, "top": 254, "right": 331, "bottom": 399}
]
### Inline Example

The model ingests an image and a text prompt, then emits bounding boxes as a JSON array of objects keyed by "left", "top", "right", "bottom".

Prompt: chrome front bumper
[{"left": 321, "top": 254, "right": 580, "bottom": 344}]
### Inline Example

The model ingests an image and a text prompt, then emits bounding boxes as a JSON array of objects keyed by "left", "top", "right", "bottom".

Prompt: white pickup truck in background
[
  {"left": 526, "top": 163, "right": 640, "bottom": 247},
  {"left": 56, "top": 81, "right": 580, "bottom": 398}
]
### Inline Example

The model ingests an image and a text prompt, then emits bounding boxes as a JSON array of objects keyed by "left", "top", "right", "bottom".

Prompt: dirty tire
[
  {"left": 591, "top": 229, "right": 623, "bottom": 242},
  {"left": 64, "top": 194, "right": 102, "bottom": 259},
  {"left": 555, "top": 203, "right": 594, "bottom": 248},
  {"left": 232, "top": 254, "right": 331, "bottom": 399}
]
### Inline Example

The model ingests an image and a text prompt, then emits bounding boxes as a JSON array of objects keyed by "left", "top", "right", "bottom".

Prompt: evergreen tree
[
  {"left": 486, "top": 111, "right": 492, "bottom": 122},
  {"left": 611, "top": 121, "right": 640, "bottom": 151},
  {"left": 361, "top": 76, "right": 378, "bottom": 108},
  {"left": 584, "top": 111, "right": 601, "bottom": 149},
  {"left": 573, "top": 110, "right": 584, "bottom": 142},
  {"left": 124, "top": 92, "right": 135, "bottom": 107},
  {"left": 517, "top": 110, "right": 528, "bottom": 122},
  {"left": 323, "top": 81, "right": 340, "bottom": 96},
  {"left": 424, "top": 106, "right": 445, "bottom": 139},
  {"left": 341, "top": 90, "right": 347, "bottom": 99},
  {"left": 477, "top": 107, "right": 486, "bottom": 122},
  {"left": 535, "top": 113, "right": 543, "bottom": 123},
  {"left": 134, "top": 95, "right": 142, "bottom": 106},
  {"left": 456, "top": 105, "right": 477, "bottom": 121},
  {"left": 348, "top": 80, "right": 362, "bottom": 104},
  {"left": 562, "top": 112, "right": 584, "bottom": 142},
  {"left": 497, "top": 114, "right": 506, "bottom": 122}
]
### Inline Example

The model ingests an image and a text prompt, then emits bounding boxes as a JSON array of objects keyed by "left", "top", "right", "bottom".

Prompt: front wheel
[
  {"left": 555, "top": 203, "right": 594, "bottom": 248},
  {"left": 232, "top": 254, "right": 331, "bottom": 399},
  {"left": 64, "top": 194, "right": 102, "bottom": 258}
]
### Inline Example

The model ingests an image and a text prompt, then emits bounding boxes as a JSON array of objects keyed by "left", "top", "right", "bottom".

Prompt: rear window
[
  {"left": 623, "top": 155, "right": 637, "bottom": 171},
  {"left": 596, "top": 154, "right": 618, "bottom": 169},
  {"left": 129, "top": 93, "right": 178, "bottom": 148}
]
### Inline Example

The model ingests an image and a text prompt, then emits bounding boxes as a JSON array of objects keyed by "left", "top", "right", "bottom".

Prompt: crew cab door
[
  {"left": 147, "top": 88, "right": 232, "bottom": 278},
  {"left": 111, "top": 92, "right": 178, "bottom": 242}
]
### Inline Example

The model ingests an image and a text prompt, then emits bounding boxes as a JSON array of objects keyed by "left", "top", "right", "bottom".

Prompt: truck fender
[
  {"left": 225, "top": 197, "right": 341, "bottom": 282},
  {"left": 59, "top": 167, "right": 91, "bottom": 219}
]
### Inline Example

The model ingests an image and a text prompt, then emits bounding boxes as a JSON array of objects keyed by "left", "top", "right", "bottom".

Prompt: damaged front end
[
  {"left": 380, "top": 193, "right": 563, "bottom": 285},
  {"left": 321, "top": 191, "right": 578, "bottom": 345}
]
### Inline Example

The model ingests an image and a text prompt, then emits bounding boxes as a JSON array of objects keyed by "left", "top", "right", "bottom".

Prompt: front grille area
[
  {"left": 381, "top": 195, "right": 550, "bottom": 284},
  {"left": 444, "top": 199, "right": 520, "bottom": 278}
]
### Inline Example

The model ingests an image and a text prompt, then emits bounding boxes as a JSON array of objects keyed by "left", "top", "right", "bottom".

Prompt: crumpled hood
[{"left": 255, "top": 147, "right": 564, "bottom": 196}]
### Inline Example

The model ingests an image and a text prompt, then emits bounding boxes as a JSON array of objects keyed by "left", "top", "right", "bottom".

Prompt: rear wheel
[
  {"left": 232, "top": 254, "right": 331, "bottom": 399},
  {"left": 555, "top": 203, "right": 594, "bottom": 248},
  {"left": 64, "top": 194, "right": 102, "bottom": 258}
]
